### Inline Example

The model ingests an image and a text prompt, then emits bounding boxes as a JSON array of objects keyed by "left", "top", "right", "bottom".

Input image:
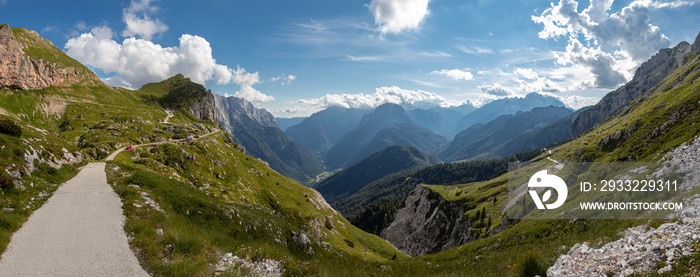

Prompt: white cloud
[
  {"left": 532, "top": 0, "right": 674, "bottom": 89},
  {"left": 102, "top": 75, "right": 133, "bottom": 89},
  {"left": 518, "top": 76, "right": 562, "bottom": 93},
  {"left": 122, "top": 0, "right": 168, "bottom": 40},
  {"left": 271, "top": 74, "right": 297, "bottom": 85},
  {"left": 233, "top": 85, "right": 275, "bottom": 104},
  {"left": 367, "top": 0, "right": 431, "bottom": 34},
  {"left": 431, "top": 68, "right": 474, "bottom": 81},
  {"left": 633, "top": 0, "right": 697, "bottom": 9},
  {"left": 65, "top": 26, "right": 275, "bottom": 103},
  {"left": 478, "top": 84, "right": 514, "bottom": 96},
  {"left": 514, "top": 68, "right": 539, "bottom": 80},
  {"left": 229, "top": 66, "right": 260, "bottom": 87},
  {"left": 554, "top": 38, "right": 627, "bottom": 88},
  {"left": 275, "top": 106, "right": 313, "bottom": 117},
  {"left": 298, "top": 86, "right": 450, "bottom": 109}
]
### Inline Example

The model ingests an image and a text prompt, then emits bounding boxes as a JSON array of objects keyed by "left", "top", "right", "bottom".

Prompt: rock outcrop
[
  {"left": 571, "top": 31, "right": 700, "bottom": 136},
  {"left": 381, "top": 186, "right": 477, "bottom": 257},
  {"left": 548, "top": 221, "right": 700, "bottom": 276},
  {"left": 0, "top": 24, "right": 97, "bottom": 90},
  {"left": 549, "top": 134, "right": 700, "bottom": 276},
  {"left": 214, "top": 94, "right": 278, "bottom": 133},
  {"left": 189, "top": 90, "right": 218, "bottom": 122}
]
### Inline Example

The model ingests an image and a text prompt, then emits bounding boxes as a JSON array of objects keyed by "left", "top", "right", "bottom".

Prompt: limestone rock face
[
  {"left": 0, "top": 24, "right": 97, "bottom": 90},
  {"left": 693, "top": 31, "right": 700, "bottom": 55},
  {"left": 381, "top": 186, "right": 477, "bottom": 257},
  {"left": 189, "top": 90, "right": 219, "bottom": 122},
  {"left": 571, "top": 31, "right": 700, "bottom": 136},
  {"left": 214, "top": 94, "right": 278, "bottom": 133}
]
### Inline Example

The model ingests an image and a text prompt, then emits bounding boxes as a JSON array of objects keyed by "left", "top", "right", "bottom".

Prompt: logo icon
[{"left": 528, "top": 170, "right": 567, "bottom": 209}]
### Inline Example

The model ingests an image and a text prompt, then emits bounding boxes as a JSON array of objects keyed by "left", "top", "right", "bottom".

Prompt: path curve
[{"left": 0, "top": 162, "right": 150, "bottom": 276}]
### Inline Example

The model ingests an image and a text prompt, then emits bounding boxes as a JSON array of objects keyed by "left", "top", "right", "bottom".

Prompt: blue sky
[{"left": 2, "top": 0, "right": 700, "bottom": 117}]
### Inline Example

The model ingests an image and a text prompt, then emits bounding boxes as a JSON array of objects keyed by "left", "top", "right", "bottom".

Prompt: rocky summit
[{"left": 0, "top": 24, "right": 97, "bottom": 90}]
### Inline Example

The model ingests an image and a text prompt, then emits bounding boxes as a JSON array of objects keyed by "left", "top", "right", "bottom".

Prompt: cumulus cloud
[
  {"left": 532, "top": 0, "right": 675, "bottom": 89},
  {"left": 233, "top": 85, "right": 275, "bottom": 103},
  {"left": 514, "top": 68, "right": 539, "bottom": 80},
  {"left": 298, "top": 86, "right": 449, "bottom": 109},
  {"left": 555, "top": 38, "right": 627, "bottom": 88},
  {"left": 122, "top": 0, "right": 168, "bottom": 40},
  {"left": 65, "top": 26, "right": 274, "bottom": 103},
  {"left": 518, "top": 76, "right": 562, "bottom": 93},
  {"left": 478, "top": 84, "right": 514, "bottom": 96},
  {"left": 431, "top": 68, "right": 474, "bottom": 81},
  {"left": 367, "top": 0, "right": 431, "bottom": 34}
]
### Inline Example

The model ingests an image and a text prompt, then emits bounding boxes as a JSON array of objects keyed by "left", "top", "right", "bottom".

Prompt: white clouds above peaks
[
  {"left": 431, "top": 68, "right": 474, "bottom": 81},
  {"left": 298, "top": 86, "right": 449, "bottom": 109},
  {"left": 367, "top": 0, "right": 431, "bottom": 34},
  {"left": 478, "top": 84, "right": 514, "bottom": 97},
  {"left": 531, "top": 0, "right": 679, "bottom": 89},
  {"left": 64, "top": 0, "right": 274, "bottom": 104}
]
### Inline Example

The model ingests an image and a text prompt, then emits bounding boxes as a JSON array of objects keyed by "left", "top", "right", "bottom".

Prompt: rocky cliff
[
  {"left": 189, "top": 90, "right": 218, "bottom": 122},
  {"left": 381, "top": 186, "right": 477, "bottom": 257},
  {"left": 571, "top": 31, "right": 699, "bottom": 136},
  {"left": 214, "top": 94, "right": 278, "bottom": 133},
  {"left": 0, "top": 24, "right": 97, "bottom": 90},
  {"left": 214, "top": 94, "right": 324, "bottom": 183}
]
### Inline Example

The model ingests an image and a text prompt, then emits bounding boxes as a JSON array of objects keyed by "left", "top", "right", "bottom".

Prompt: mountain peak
[
  {"left": 0, "top": 24, "right": 98, "bottom": 90},
  {"left": 0, "top": 24, "right": 12, "bottom": 43},
  {"left": 572, "top": 32, "right": 697, "bottom": 136},
  {"left": 374, "top": 102, "right": 406, "bottom": 115}
]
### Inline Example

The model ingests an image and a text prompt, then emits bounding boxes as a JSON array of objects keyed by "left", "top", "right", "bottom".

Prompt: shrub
[
  {"left": 0, "top": 119, "right": 21, "bottom": 137},
  {"left": 0, "top": 170, "right": 14, "bottom": 189},
  {"left": 344, "top": 239, "right": 355, "bottom": 248},
  {"left": 518, "top": 255, "right": 547, "bottom": 277}
]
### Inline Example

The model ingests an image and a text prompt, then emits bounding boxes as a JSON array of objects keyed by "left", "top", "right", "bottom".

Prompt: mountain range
[
  {"left": 284, "top": 92, "right": 571, "bottom": 172},
  {"left": 285, "top": 106, "right": 370, "bottom": 155},
  {"left": 440, "top": 105, "right": 573, "bottom": 161},
  {"left": 323, "top": 103, "right": 446, "bottom": 169},
  {"left": 4, "top": 22, "right": 700, "bottom": 276}
]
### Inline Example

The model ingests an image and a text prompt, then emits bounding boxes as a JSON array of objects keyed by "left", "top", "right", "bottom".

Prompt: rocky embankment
[
  {"left": 548, "top": 135, "right": 700, "bottom": 276},
  {"left": 0, "top": 24, "right": 97, "bottom": 90},
  {"left": 381, "top": 186, "right": 477, "bottom": 257}
]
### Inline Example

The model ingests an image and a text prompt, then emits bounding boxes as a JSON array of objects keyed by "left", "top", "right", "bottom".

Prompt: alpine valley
[{"left": 3, "top": 21, "right": 700, "bottom": 277}]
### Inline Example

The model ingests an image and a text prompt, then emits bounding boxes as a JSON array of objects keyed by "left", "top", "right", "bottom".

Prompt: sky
[{"left": 2, "top": 0, "right": 700, "bottom": 117}]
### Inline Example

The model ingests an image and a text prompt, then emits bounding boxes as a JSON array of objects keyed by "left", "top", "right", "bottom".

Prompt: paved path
[
  {"left": 0, "top": 162, "right": 150, "bottom": 277},
  {"left": 0, "top": 110, "right": 222, "bottom": 276}
]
